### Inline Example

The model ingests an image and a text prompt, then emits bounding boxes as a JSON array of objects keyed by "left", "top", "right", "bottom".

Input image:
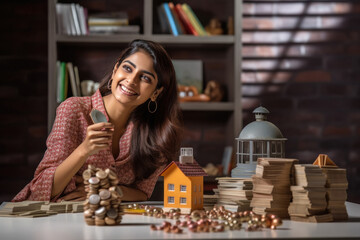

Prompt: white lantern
[{"left": 231, "top": 106, "right": 287, "bottom": 178}]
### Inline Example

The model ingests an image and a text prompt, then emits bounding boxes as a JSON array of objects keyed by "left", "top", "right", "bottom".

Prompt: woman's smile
[{"left": 118, "top": 83, "right": 138, "bottom": 96}]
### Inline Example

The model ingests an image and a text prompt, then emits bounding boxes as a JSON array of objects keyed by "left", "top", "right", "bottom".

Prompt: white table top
[{"left": 1, "top": 202, "right": 360, "bottom": 240}]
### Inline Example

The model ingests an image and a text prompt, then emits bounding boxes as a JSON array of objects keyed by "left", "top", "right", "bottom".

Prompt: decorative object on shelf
[
  {"left": 173, "top": 59, "right": 203, "bottom": 94},
  {"left": 231, "top": 106, "right": 287, "bottom": 178},
  {"left": 178, "top": 85, "right": 210, "bottom": 102},
  {"left": 160, "top": 147, "right": 207, "bottom": 214},
  {"left": 204, "top": 80, "right": 224, "bottom": 102},
  {"left": 81, "top": 80, "right": 99, "bottom": 96},
  {"left": 227, "top": 16, "right": 234, "bottom": 35},
  {"left": 205, "top": 18, "right": 223, "bottom": 35}
]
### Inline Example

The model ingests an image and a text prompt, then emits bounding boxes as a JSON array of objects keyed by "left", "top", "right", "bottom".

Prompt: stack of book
[
  {"left": 157, "top": 2, "right": 208, "bottom": 36},
  {"left": 56, "top": 3, "right": 88, "bottom": 35},
  {"left": 250, "top": 158, "right": 299, "bottom": 219},
  {"left": 56, "top": 61, "right": 81, "bottom": 103},
  {"left": 322, "top": 168, "right": 348, "bottom": 221},
  {"left": 214, "top": 177, "right": 253, "bottom": 212},
  {"left": 288, "top": 164, "right": 333, "bottom": 222},
  {"left": 88, "top": 11, "right": 139, "bottom": 34}
]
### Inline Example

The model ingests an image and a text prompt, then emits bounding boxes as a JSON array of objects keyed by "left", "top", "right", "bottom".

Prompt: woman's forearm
[
  {"left": 120, "top": 185, "right": 147, "bottom": 201},
  {"left": 51, "top": 145, "right": 89, "bottom": 198}
]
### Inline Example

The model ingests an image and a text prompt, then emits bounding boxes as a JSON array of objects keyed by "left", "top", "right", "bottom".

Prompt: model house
[{"left": 160, "top": 148, "right": 207, "bottom": 214}]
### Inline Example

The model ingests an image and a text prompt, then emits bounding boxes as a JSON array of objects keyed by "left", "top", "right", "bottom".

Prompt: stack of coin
[{"left": 82, "top": 165, "right": 124, "bottom": 226}]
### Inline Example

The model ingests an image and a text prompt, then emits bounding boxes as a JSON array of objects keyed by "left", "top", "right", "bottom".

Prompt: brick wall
[
  {"left": 0, "top": 0, "right": 359, "bottom": 204},
  {"left": 0, "top": 1, "right": 48, "bottom": 202},
  {"left": 242, "top": 1, "right": 360, "bottom": 203}
]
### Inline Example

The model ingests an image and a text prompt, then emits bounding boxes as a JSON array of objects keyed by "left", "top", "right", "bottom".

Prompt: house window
[
  {"left": 168, "top": 183, "right": 174, "bottom": 191},
  {"left": 180, "top": 185, "right": 187, "bottom": 192},
  {"left": 180, "top": 197, "right": 187, "bottom": 205},
  {"left": 168, "top": 196, "right": 175, "bottom": 204}
]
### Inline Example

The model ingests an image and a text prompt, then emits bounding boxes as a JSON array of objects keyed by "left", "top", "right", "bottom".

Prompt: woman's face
[{"left": 110, "top": 50, "right": 162, "bottom": 109}]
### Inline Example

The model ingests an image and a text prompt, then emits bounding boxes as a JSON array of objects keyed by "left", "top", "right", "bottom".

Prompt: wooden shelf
[
  {"left": 180, "top": 102, "right": 234, "bottom": 111},
  {"left": 56, "top": 34, "right": 235, "bottom": 45}
]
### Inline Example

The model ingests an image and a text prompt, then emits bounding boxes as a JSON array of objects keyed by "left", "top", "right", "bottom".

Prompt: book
[
  {"left": 157, "top": 3, "right": 170, "bottom": 34},
  {"left": 56, "top": 3, "right": 87, "bottom": 35},
  {"left": 74, "top": 66, "right": 81, "bottom": 96},
  {"left": 174, "top": 3, "right": 198, "bottom": 35},
  {"left": 66, "top": 62, "right": 78, "bottom": 97},
  {"left": 56, "top": 61, "right": 61, "bottom": 103},
  {"left": 221, "top": 146, "right": 233, "bottom": 176},
  {"left": 168, "top": 2, "right": 185, "bottom": 34},
  {"left": 75, "top": 4, "right": 88, "bottom": 35},
  {"left": 89, "top": 25, "right": 139, "bottom": 34},
  {"left": 88, "top": 11, "right": 128, "bottom": 26},
  {"left": 57, "top": 62, "right": 66, "bottom": 103},
  {"left": 162, "top": 3, "right": 179, "bottom": 36},
  {"left": 64, "top": 63, "right": 69, "bottom": 100},
  {"left": 70, "top": 3, "right": 81, "bottom": 35},
  {"left": 181, "top": 3, "right": 207, "bottom": 36}
]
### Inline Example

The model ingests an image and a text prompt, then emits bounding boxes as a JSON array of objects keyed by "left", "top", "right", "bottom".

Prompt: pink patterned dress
[{"left": 12, "top": 90, "right": 164, "bottom": 202}]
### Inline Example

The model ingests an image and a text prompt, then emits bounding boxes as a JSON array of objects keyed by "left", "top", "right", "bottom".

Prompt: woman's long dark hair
[{"left": 99, "top": 39, "right": 183, "bottom": 180}]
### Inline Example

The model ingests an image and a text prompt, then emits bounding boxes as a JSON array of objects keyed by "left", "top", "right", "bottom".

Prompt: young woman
[{"left": 13, "top": 39, "right": 183, "bottom": 202}]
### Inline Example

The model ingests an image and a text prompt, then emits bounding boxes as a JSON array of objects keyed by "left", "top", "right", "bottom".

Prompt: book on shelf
[
  {"left": 87, "top": 11, "right": 139, "bottom": 34},
  {"left": 88, "top": 11, "right": 129, "bottom": 26},
  {"left": 168, "top": 2, "right": 185, "bottom": 34},
  {"left": 56, "top": 3, "right": 88, "bottom": 35},
  {"left": 57, "top": 61, "right": 81, "bottom": 103},
  {"left": 162, "top": 3, "right": 179, "bottom": 36},
  {"left": 89, "top": 25, "right": 140, "bottom": 34},
  {"left": 66, "top": 62, "right": 79, "bottom": 97},
  {"left": 174, "top": 3, "right": 198, "bottom": 35},
  {"left": 181, "top": 3, "right": 207, "bottom": 36},
  {"left": 157, "top": 2, "right": 205, "bottom": 36}
]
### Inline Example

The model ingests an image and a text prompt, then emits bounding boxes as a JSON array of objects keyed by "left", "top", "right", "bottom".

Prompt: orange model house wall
[{"left": 160, "top": 161, "right": 207, "bottom": 214}]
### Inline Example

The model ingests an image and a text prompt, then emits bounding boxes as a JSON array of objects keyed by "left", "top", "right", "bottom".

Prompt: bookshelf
[{"left": 48, "top": 0, "right": 242, "bottom": 167}]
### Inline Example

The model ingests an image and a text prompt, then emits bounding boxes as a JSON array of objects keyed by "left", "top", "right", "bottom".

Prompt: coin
[
  {"left": 107, "top": 208, "right": 118, "bottom": 219},
  {"left": 95, "top": 206, "right": 106, "bottom": 218},
  {"left": 82, "top": 169, "right": 92, "bottom": 181},
  {"left": 105, "top": 168, "right": 117, "bottom": 180},
  {"left": 99, "top": 189, "right": 111, "bottom": 200},
  {"left": 96, "top": 170, "right": 107, "bottom": 180},
  {"left": 89, "top": 194, "right": 101, "bottom": 205},
  {"left": 89, "top": 177, "right": 100, "bottom": 185}
]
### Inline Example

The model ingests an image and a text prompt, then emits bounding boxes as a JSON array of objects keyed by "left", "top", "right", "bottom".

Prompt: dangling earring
[
  {"left": 107, "top": 79, "right": 113, "bottom": 90},
  {"left": 148, "top": 100, "right": 157, "bottom": 113}
]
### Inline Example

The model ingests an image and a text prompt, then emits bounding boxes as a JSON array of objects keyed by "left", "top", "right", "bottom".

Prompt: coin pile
[
  {"left": 82, "top": 165, "right": 124, "bottom": 226},
  {"left": 148, "top": 205, "right": 282, "bottom": 233}
]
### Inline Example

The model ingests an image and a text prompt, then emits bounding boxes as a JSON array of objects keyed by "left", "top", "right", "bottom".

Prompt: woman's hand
[
  {"left": 57, "top": 175, "right": 86, "bottom": 202},
  {"left": 79, "top": 122, "right": 114, "bottom": 157}
]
